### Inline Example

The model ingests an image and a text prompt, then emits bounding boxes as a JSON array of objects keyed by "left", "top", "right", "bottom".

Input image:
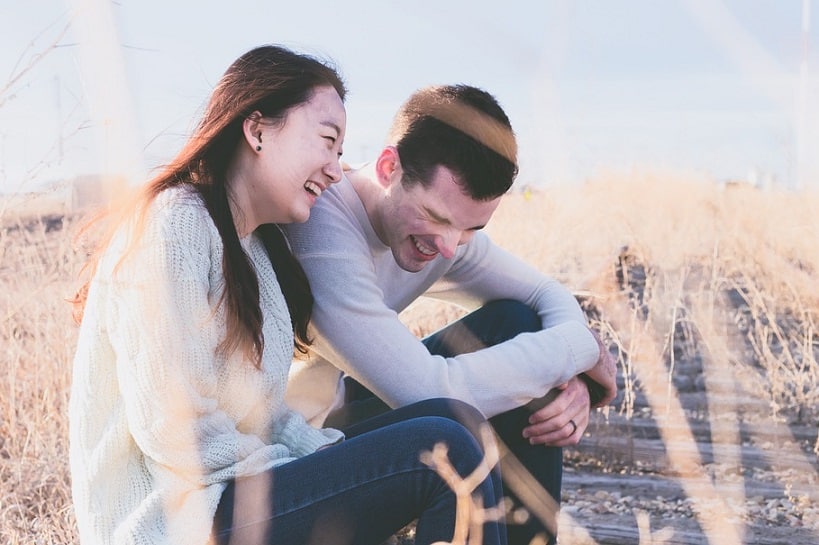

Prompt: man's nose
[{"left": 437, "top": 230, "right": 461, "bottom": 259}]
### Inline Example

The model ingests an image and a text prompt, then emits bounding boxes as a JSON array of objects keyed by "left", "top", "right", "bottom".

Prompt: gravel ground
[{"left": 557, "top": 409, "right": 819, "bottom": 545}]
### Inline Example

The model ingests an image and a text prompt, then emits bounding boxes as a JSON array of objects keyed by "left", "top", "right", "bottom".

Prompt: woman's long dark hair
[{"left": 73, "top": 45, "right": 346, "bottom": 365}]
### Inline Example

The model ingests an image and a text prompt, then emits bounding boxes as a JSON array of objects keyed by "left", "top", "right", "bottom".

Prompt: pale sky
[{"left": 0, "top": 0, "right": 816, "bottom": 194}]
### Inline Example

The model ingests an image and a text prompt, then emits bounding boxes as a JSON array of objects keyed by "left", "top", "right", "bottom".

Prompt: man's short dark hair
[{"left": 387, "top": 84, "right": 519, "bottom": 201}]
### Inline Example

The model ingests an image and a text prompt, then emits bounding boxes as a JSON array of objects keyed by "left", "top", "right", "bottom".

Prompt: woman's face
[{"left": 243, "top": 85, "right": 346, "bottom": 226}]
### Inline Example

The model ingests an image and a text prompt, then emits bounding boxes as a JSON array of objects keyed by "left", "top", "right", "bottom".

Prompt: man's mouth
[
  {"left": 410, "top": 235, "right": 437, "bottom": 257},
  {"left": 304, "top": 181, "right": 323, "bottom": 197}
]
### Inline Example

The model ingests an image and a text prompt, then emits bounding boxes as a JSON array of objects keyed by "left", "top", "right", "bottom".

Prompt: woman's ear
[
  {"left": 243, "top": 111, "right": 264, "bottom": 152},
  {"left": 374, "top": 146, "right": 402, "bottom": 189}
]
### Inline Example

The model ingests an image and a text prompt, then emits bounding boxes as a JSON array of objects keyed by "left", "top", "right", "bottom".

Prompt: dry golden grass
[
  {"left": 487, "top": 171, "right": 819, "bottom": 422},
  {"left": 2, "top": 171, "right": 818, "bottom": 544},
  {"left": 1, "top": 204, "right": 81, "bottom": 544}
]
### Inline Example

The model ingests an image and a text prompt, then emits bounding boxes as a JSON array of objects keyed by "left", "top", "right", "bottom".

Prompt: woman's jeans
[
  {"left": 325, "top": 300, "right": 563, "bottom": 545},
  {"left": 213, "top": 398, "right": 506, "bottom": 545}
]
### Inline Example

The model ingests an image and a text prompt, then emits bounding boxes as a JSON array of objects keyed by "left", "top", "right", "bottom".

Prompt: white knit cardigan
[{"left": 69, "top": 186, "right": 342, "bottom": 545}]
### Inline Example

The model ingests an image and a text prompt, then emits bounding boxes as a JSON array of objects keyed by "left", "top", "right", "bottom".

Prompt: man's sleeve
[
  {"left": 428, "top": 231, "right": 589, "bottom": 331},
  {"left": 299, "top": 238, "right": 600, "bottom": 418}
]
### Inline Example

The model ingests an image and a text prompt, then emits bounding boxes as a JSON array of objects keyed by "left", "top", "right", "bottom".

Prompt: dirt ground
[{"left": 557, "top": 351, "right": 819, "bottom": 545}]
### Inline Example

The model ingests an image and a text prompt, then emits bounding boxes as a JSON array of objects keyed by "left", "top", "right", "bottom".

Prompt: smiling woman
[
  {"left": 227, "top": 86, "right": 346, "bottom": 232},
  {"left": 66, "top": 44, "right": 505, "bottom": 545}
]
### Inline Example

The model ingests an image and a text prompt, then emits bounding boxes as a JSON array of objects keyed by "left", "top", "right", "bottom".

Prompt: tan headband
[{"left": 420, "top": 99, "right": 518, "bottom": 166}]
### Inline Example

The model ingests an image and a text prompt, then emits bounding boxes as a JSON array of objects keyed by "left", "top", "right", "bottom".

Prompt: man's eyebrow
[
  {"left": 320, "top": 120, "right": 341, "bottom": 136},
  {"left": 423, "top": 206, "right": 487, "bottom": 231},
  {"left": 423, "top": 205, "right": 451, "bottom": 225}
]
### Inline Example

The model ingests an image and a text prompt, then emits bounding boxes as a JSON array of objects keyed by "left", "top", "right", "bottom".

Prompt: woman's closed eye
[{"left": 324, "top": 135, "right": 343, "bottom": 157}]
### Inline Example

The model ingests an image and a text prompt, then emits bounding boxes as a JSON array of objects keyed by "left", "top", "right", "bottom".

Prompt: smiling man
[{"left": 283, "top": 84, "right": 617, "bottom": 545}]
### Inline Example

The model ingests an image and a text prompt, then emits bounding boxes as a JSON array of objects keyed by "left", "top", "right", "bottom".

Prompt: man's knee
[
  {"left": 482, "top": 299, "right": 540, "bottom": 333},
  {"left": 422, "top": 299, "right": 541, "bottom": 358}
]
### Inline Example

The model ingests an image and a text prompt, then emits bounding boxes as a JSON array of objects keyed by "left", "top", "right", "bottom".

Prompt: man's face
[{"left": 378, "top": 165, "right": 501, "bottom": 272}]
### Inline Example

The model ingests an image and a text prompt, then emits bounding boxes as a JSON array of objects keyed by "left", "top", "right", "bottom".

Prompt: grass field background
[{"left": 1, "top": 170, "right": 817, "bottom": 544}]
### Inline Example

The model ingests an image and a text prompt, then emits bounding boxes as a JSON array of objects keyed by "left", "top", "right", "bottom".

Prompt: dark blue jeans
[
  {"left": 325, "top": 300, "right": 562, "bottom": 545},
  {"left": 213, "top": 398, "right": 506, "bottom": 545}
]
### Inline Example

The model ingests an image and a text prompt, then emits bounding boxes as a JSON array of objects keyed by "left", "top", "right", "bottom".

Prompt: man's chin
[
  {"left": 398, "top": 261, "right": 426, "bottom": 273},
  {"left": 393, "top": 253, "right": 428, "bottom": 273}
]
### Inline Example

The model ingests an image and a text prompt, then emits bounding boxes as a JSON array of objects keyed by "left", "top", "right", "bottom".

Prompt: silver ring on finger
[{"left": 568, "top": 419, "right": 578, "bottom": 435}]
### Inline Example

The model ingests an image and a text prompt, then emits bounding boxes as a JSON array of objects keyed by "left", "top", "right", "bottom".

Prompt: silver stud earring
[{"left": 256, "top": 145, "right": 262, "bottom": 152}]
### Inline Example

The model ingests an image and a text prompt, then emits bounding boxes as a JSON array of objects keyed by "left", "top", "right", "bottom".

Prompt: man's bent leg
[
  {"left": 421, "top": 300, "right": 563, "bottom": 545},
  {"left": 326, "top": 300, "right": 566, "bottom": 544}
]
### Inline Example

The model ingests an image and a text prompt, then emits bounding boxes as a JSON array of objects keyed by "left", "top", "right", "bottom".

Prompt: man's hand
[
  {"left": 521, "top": 329, "right": 618, "bottom": 446},
  {"left": 582, "top": 328, "right": 618, "bottom": 409},
  {"left": 522, "top": 376, "right": 590, "bottom": 447}
]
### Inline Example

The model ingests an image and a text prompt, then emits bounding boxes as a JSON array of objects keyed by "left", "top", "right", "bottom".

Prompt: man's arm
[
  {"left": 428, "top": 233, "right": 618, "bottom": 444},
  {"left": 298, "top": 244, "right": 600, "bottom": 418},
  {"left": 429, "top": 233, "right": 617, "bottom": 403},
  {"left": 523, "top": 332, "right": 618, "bottom": 445}
]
